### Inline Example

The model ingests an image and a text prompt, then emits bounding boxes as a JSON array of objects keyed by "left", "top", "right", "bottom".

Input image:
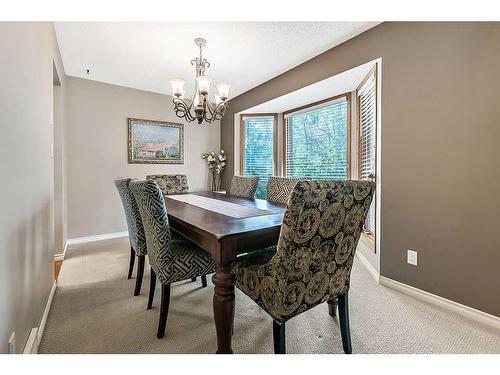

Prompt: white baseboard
[
  {"left": 26, "top": 280, "right": 57, "bottom": 354},
  {"left": 355, "top": 251, "right": 379, "bottom": 283},
  {"left": 355, "top": 253, "right": 500, "bottom": 331},
  {"left": 66, "top": 231, "right": 129, "bottom": 245},
  {"left": 378, "top": 276, "right": 500, "bottom": 330},
  {"left": 54, "top": 240, "right": 68, "bottom": 261},
  {"left": 23, "top": 328, "right": 39, "bottom": 354}
]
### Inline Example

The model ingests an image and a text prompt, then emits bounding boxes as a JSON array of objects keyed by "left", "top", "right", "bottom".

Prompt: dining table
[{"left": 164, "top": 191, "right": 286, "bottom": 354}]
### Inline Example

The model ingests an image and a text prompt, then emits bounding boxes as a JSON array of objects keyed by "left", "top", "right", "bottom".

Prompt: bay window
[
  {"left": 239, "top": 114, "right": 277, "bottom": 199},
  {"left": 283, "top": 94, "right": 351, "bottom": 179}
]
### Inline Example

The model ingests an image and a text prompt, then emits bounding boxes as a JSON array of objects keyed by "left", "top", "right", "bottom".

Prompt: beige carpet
[{"left": 39, "top": 237, "right": 500, "bottom": 354}]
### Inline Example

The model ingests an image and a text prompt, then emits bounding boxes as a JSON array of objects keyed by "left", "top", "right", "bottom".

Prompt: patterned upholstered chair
[
  {"left": 130, "top": 179, "right": 217, "bottom": 339},
  {"left": 231, "top": 180, "right": 375, "bottom": 354},
  {"left": 146, "top": 174, "right": 188, "bottom": 195},
  {"left": 229, "top": 176, "right": 260, "bottom": 199},
  {"left": 266, "top": 176, "right": 302, "bottom": 204},
  {"left": 114, "top": 177, "right": 148, "bottom": 296},
  {"left": 145, "top": 174, "right": 206, "bottom": 286}
]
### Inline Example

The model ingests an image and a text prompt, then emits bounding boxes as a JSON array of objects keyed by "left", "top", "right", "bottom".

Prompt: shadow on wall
[{"left": 2, "top": 199, "right": 53, "bottom": 353}]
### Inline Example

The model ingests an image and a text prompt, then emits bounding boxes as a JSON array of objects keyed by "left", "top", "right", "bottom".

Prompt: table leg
[{"left": 212, "top": 264, "right": 235, "bottom": 354}]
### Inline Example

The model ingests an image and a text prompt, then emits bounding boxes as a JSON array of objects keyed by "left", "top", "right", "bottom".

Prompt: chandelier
[{"left": 169, "top": 38, "right": 230, "bottom": 124}]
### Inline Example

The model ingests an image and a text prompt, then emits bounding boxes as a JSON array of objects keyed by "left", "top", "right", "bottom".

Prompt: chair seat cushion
[
  {"left": 168, "top": 240, "right": 217, "bottom": 284},
  {"left": 231, "top": 246, "right": 299, "bottom": 321},
  {"left": 231, "top": 244, "right": 346, "bottom": 323}
]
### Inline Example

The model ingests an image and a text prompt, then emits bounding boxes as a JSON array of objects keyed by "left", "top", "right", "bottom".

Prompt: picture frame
[{"left": 127, "top": 118, "right": 184, "bottom": 164}]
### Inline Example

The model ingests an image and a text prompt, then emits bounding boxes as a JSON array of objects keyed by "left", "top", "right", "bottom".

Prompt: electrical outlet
[
  {"left": 407, "top": 249, "right": 418, "bottom": 266},
  {"left": 8, "top": 332, "right": 15, "bottom": 354}
]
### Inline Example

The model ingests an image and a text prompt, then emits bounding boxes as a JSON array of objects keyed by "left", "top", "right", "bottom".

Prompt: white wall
[
  {"left": 0, "top": 22, "right": 65, "bottom": 353},
  {"left": 65, "top": 77, "right": 220, "bottom": 239}
]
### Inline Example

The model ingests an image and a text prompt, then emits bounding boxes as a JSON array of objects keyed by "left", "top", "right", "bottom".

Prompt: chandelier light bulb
[
  {"left": 196, "top": 75, "right": 212, "bottom": 95},
  {"left": 216, "top": 83, "right": 230, "bottom": 101},
  {"left": 170, "top": 78, "right": 185, "bottom": 97}
]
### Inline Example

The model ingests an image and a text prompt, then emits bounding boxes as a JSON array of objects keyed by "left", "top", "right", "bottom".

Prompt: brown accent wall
[{"left": 220, "top": 22, "right": 500, "bottom": 316}]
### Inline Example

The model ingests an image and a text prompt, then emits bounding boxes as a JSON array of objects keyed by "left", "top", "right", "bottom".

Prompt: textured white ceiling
[{"left": 54, "top": 22, "right": 379, "bottom": 98}]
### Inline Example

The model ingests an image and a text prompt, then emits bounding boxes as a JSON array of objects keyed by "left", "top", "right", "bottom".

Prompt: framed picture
[{"left": 128, "top": 118, "right": 184, "bottom": 164}]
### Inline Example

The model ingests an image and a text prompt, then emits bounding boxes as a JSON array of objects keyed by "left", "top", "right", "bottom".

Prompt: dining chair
[
  {"left": 114, "top": 177, "right": 148, "bottom": 296},
  {"left": 229, "top": 175, "right": 260, "bottom": 199},
  {"left": 130, "top": 179, "right": 217, "bottom": 339},
  {"left": 145, "top": 174, "right": 206, "bottom": 286},
  {"left": 146, "top": 174, "right": 189, "bottom": 195},
  {"left": 231, "top": 180, "right": 375, "bottom": 354},
  {"left": 266, "top": 176, "right": 302, "bottom": 204}
]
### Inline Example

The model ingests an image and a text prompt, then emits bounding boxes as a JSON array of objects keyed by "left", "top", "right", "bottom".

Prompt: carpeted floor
[{"left": 39, "top": 237, "right": 500, "bottom": 354}]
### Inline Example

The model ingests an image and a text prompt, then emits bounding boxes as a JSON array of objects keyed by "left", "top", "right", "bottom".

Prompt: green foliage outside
[
  {"left": 243, "top": 118, "right": 274, "bottom": 199},
  {"left": 287, "top": 102, "right": 348, "bottom": 180},
  {"left": 243, "top": 102, "right": 348, "bottom": 199}
]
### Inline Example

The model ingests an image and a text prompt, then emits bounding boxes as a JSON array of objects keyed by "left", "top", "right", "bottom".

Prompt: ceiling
[
  {"left": 54, "top": 22, "right": 379, "bottom": 99},
  {"left": 242, "top": 60, "right": 377, "bottom": 114}
]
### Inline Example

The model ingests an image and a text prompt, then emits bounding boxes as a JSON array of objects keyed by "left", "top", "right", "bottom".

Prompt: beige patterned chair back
[
  {"left": 146, "top": 174, "right": 188, "bottom": 195},
  {"left": 252, "top": 180, "right": 374, "bottom": 322},
  {"left": 229, "top": 176, "right": 260, "bottom": 199}
]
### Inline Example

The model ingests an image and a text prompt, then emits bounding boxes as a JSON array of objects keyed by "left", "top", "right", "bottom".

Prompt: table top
[
  {"left": 166, "top": 193, "right": 274, "bottom": 219},
  {"left": 164, "top": 191, "right": 286, "bottom": 240}
]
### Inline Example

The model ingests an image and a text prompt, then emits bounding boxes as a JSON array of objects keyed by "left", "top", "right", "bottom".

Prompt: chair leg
[
  {"left": 134, "top": 255, "right": 145, "bottom": 296},
  {"left": 338, "top": 292, "right": 352, "bottom": 354},
  {"left": 191, "top": 277, "right": 197, "bottom": 282},
  {"left": 327, "top": 297, "right": 338, "bottom": 317},
  {"left": 157, "top": 283, "right": 171, "bottom": 339},
  {"left": 201, "top": 275, "right": 208, "bottom": 287},
  {"left": 127, "top": 246, "right": 135, "bottom": 279},
  {"left": 147, "top": 268, "right": 156, "bottom": 310},
  {"left": 273, "top": 320, "right": 286, "bottom": 354}
]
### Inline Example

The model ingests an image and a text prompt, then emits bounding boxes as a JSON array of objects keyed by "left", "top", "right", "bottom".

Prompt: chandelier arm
[
  {"left": 205, "top": 96, "right": 216, "bottom": 115},
  {"left": 173, "top": 98, "right": 196, "bottom": 122},
  {"left": 206, "top": 101, "right": 227, "bottom": 123},
  {"left": 214, "top": 103, "right": 227, "bottom": 121},
  {"left": 204, "top": 106, "right": 216, "bottom": 123}
]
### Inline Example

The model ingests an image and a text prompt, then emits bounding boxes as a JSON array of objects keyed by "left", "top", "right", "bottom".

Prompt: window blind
[
  {"left": 285, "top": 97, "right": 349, "bottom": 180},
  {"left": 241, "top": 116, "right": 275, "bottom": 198},
  {"left": 358, "top": 73, "right": 376, "bottom": 181},
  {"left": 358, "top": 71, "right": 376, "bottom": 235}
]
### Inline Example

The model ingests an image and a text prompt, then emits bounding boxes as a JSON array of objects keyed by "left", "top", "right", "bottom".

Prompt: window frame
[
  {"left": 281, "top": 92, "right": 352, "bottom": 179},
  {"left": 356, "top": 64, "right": 378, "bottom": 241},
  {"left": 239, "top": 113, "right": 278, "bottom": 178}
]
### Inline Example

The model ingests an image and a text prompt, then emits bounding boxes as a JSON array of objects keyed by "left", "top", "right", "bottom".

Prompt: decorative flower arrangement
[{"left": 201, "top": 149, "right": 226, "bottom": 191}]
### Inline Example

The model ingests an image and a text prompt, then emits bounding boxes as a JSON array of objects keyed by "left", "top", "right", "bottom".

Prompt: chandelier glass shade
[{"left": 170, "top": 38, "right": 230, "bottom": 124}]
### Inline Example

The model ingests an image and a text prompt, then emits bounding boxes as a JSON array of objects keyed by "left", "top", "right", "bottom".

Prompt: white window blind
[
  {"left": 241, "top": 116, "right": 275, "bottom": 198},
  {"left": 285, "top": 97, "right": 349, "bottom": 180},
  {"left": 358, "top": 73, "right": 376, "bottom": 181},
  {"left": 358, "top": 71, "right": 376, "bottom": 235}
]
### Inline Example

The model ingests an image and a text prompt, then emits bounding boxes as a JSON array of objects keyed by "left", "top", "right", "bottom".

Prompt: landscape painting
[{"left": 128, "top": 118, "right": 184, "bottom": 164}]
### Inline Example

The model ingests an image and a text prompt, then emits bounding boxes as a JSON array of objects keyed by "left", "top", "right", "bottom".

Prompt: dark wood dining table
[{"left": 164, "top": 191, "right": 286, "bottom": 354}]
